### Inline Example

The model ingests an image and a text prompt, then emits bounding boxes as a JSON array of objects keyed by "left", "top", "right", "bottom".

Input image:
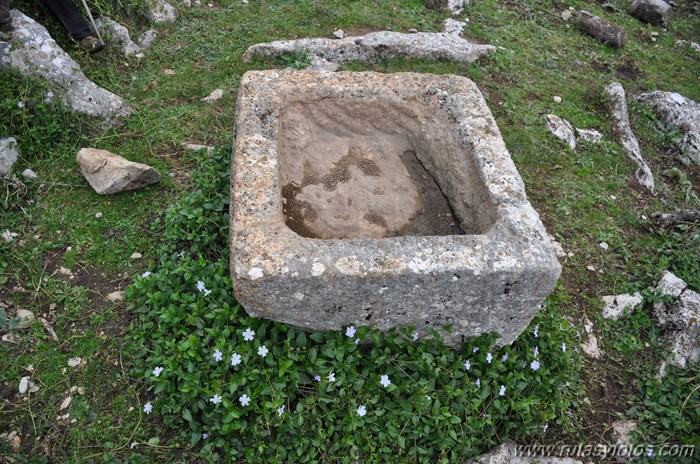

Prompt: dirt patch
[{"left": 616, "top": 59, "right": 644, "bottom": 81}]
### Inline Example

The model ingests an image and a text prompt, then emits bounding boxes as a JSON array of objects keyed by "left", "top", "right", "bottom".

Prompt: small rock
[
  {"left": 332, "top": 29, "right": 345, "bottom": 39},
  {"left": 586, "top": 265, "right": 596, "bottom": 272},
  {"left": 659, "top": 289, "right": 700, "bottom": 369},
  {"left": 138, "top": 29, "right": 158, "bottom": 49},
  {"left": 106, "top": 291, "right": 125, "bottom": 302},
  {"left": 201, "top": 89, "right": 224, "bottom": 103},
  {"left": 612, "top": 420, "right": 637, "bottom": 450},
  {"left": 60, "top": 396, "right": 72, "bottom": 411},
  {"left": 599, "top": 242, "right": 609, "bottom": 250},
  {"left": 145, "top": 0, "right": 177, "bottom": 23},
  {"left": 2, "top": 230, "right": 18, "bottom": 243},
  {"left": 14, "top": 309, "right": 35, "bottom": 329},
  {"left": 545, "top": 114, "right": 576, "bottom": 150},
  {"left": 163, "top": 68, "right": 176, "bottom": 75},
  {"left": 628, "top": 0, "right": 671, "bottom": 27},
  {"left": 575, "top": 128, "right": 603, "bottom": 144},
  {"left": 130, "top": 252, "right": 142, "bottom": 260},
  {"left": 22, "top": 168, "right": 38, "bottom": 181},
  {"left": 0, "top": 431, "right": 21, "bottom": 453},
  {"left": 464, "top": 440, "right": 584, "bottom": 464},
  {"left": 95, "top": 17, "right": 141, "bottom": 57},
  {"left": 18, "top": 376, "right": 29, "bottom": 394},
  {"left": 77, "top": 386, "right": 85, "bottom": 395},
  {"left": 58, "top": 266, "right": 73, "bottom": 277},
  {"left": 561, "top": 10, "right": 573, "bottom": 21},
  {"left": 654, "top": 270, "right": 687, "bottom": 300},
  {"left": 0, "top": 137, "right": 20, "bottom": 176},
  {"left": 601, "top": 292, "right": 643, "bottom": 320},
  {"left": 77, "top": 148, "right": 161, "bottom": 195},
  {"left": 70, "top": 386, "right": 78, "bottom": 393},
  {"left": 553, "top": 95, "right": 562, "bottom": 103},
  {"left": 582, "top": 333, "right": 601, "bottom": 358},
  {"left": 95, "top": 212, "right": 103, "bottom": 218},
  {"left": 443, "top": 18, "right": 467, "bottom": 36},
  {"left": 304, "top": 56, "right": 340, "bottom": 72},
  {"left": 67, "top": 357, "right": 83, "bottom": 367},
  {"left": 447, "top": 0, "right": 464, "bottom": 15}
]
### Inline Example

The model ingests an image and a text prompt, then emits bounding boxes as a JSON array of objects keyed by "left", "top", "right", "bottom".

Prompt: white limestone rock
[
  {"left": 0, "top": 137, "right": 19, "bottom": 176},
  {"left": 242, "top": 31, "right": 495, "bottom": 65},
  {"left": 146, "top": 0, "right": 177, "bottom": 23},
  {"left": 545, "top": 114, "right": 577, "bottom": 150},
  {"left": 638, "top": 91, "right": 700, "bottom": 165},
  {"left": 0, "top": 11, "right": 131, "bottom": 120},
  {"left": 443, "top": 18, "right": 467, "bottom": 36},
  {"left": 95, "top": 17, "right": 141, "bottom": 57},
  {"left": 464, "top": 440, "right": 584, "bottom": 463},
  {"left": 601, "top": 292, "right": 643, "bottom": 320},
  {"left": 76, "top": 148, "right": 161, "bottom": 195}
]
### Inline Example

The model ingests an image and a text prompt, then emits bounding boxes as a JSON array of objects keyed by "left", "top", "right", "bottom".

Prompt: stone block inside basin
[{"left": 231, "top": 70, "right": 561, "bottom": 348}]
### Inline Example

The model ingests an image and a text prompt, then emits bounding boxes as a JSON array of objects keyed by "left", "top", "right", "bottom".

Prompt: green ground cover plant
[{"left": 1, "top": 0, "right": 699, "bottom": 462}]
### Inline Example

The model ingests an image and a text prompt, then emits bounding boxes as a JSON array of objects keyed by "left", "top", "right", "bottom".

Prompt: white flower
[
  {"left": 475, "top": 378, "right": 481, "bottom": 389},
  {"left": 210, "top": 394, "right": 222, "bottom": 404},
  {"left": 561, "top": 342, "right": 567, "bottom": 353},
  {"left": 143, "top": 402, "right": 153, "bottom": 414},
  {"left": 203, "top": 288, "right": 211, "bottom": 296},
  {"left": 46, "top": 91, "right": 54, "bottom": 98},
  {"left": 486, "top": 352, "right": 493, "bottom": 364},
  {"left": 533, "top": 324, "right": 539, "bottom": 338},
  {"left": 379, "top": 375, "right": 391, "bottom": 388},
  {"left": 542, "top": 423, "right": 549, "bottom": 432},
  {"left": 141, "top": 271, "right": 151, "bottom": 278},
  {"left": 17, "top": 101, "right": 24, "bottom": 109},
  {"left": 646, "top": 448, "right": 655, "bottom": 457},
  {"left": 412, "top": 331, "right": 419, "bottom": 341},
  {"left": 152, "top": 366, "right": 163, "bottom": 377},
  {"left": 534, "top": 346, "right": 539, "bottom": 357},
  {"left": 357, "top": 405, "right": 367, "bottom": 417},
  {"left": 277, "top": 404, "right": 285, "bottom": 416},
  {"left": 464, "top": 360, "right": 471, "bottom": 370},
  {"left": 177, "top": 251, "right": 185, "bottom": 258},
  {"left": 243, "top": 328, "right": 255, "bottom": 341},
  {"left": 212, "top": 349, "right": 223, "bottom": 362},
  {"left": 355, "top": 338, "right": 360, "bottom": 345},
  {"left": 472, "top": 347, "right": 479, "bottom": 353},
  {"left": 530, "top": 360, "right": 541, "bottom": 371},
  {"left": 239, "top": 394, "right": 250, "bottom": 406},
  {"left": 499, "top": 385, "right": 506, "bottom": 396},
  {"left": 345, "top": 326, "right": 356, "bottom": 338},
  {"left": 257, "top": 345, "right": 269, "bottom": 357},
  {"left": 327, "top": 372, "right": 336, "bottom": 382},
  {"left": 196, "top": 280, "right": 206, "bottom": 292},
  {"left": 502, "top": 353, "right": 509, "bottom": 362},
  {"left": 231, "top": 353, "right": 241, "bottom": 366}
]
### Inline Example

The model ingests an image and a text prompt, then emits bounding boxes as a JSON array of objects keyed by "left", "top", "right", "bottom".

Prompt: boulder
[
  {"left": 242, "top": 31, "right": 495, "bottom": 65},
  {"left": 637, "top": 91, "right": 700, "bottom": 165},
  {"left": 76, "top": 148, "right": 161, "bottom": 194},
  {"left": 628, "top": 0, "right": 671, "bottom": 27},
  {"left": 0, "top": 10, "right": 131, "bottom": 120}
]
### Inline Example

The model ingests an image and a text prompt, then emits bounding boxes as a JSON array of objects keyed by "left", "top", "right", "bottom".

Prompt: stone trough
[{"left": 230, "top": 70, "right": 561, "bottom": 348}]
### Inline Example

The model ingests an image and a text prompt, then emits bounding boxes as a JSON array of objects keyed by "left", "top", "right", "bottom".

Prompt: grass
[{"left": 1, "top": 0, "right": 699, "bottom": 462}]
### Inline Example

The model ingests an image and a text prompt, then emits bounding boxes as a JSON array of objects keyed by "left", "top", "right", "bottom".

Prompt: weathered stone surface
[
  {"left": 0, "top": 137, "right": 19, "bottom": 176},
  {"left": 576, "top": 128, "right": 603, "bottom": 144},
  {"left": 582, "top": 318, "right": 601, "bottom": 358},
  {"left": 660, "top": 289, "right": 700, "bottom": 369},
  {"left": 464, "top": 440, "right": 584, "bottom": 464},
  {"left": 146, "top": 0, "right": 177, "bottom": 23},
  {"left": 76, "top": 148, "right": 161, "bottom": 195},
  {"left": 601, "top": 292, "right": 643, "bottom": 320},
  {"left": 138, "top": 29, "right": 158, "bottom": 49},
  {"left": 638, "top": 91, "right": 700, "bottom": 165},
  {"left": 448, "top": 0, "right": 465, "bottom": 15},
  {"left": 95, "top": 17, "right": 141, "bottom": 57},
  {"left": 21, "top": 168, "right": 37, "bottom": 181},
  {"left": 0, "top": 11, "right": 132, "bottom": 120},
  {"left": 628, "top": 0, "right": 671, "bottom": 27},
  {"left": 605, "top": 83, "right": 654, "bottom": 192},
  {"left": 443, "top": 18, "right": 467, "bottom": 36},
  {"left": 242, "top": 31, "right": 495, "bottom": 65},
  {"left": 304, "top": 56, "right": 340, "bottom": 72},
  {"left": 230, "top": 71, "right": 561, "bottom": 348},
  {"left": 545, "top": 114, "right": 576, "bottom": 150}
]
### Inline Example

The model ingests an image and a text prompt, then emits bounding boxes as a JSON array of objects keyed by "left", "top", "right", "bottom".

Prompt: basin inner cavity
[{"left": 278, "top": 99, "right": 496, "bottom": 239}]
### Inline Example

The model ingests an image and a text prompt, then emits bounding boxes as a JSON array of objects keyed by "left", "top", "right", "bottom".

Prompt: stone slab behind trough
[{"left": 230, "top": 70, "right": 561, "bottom": 348}]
